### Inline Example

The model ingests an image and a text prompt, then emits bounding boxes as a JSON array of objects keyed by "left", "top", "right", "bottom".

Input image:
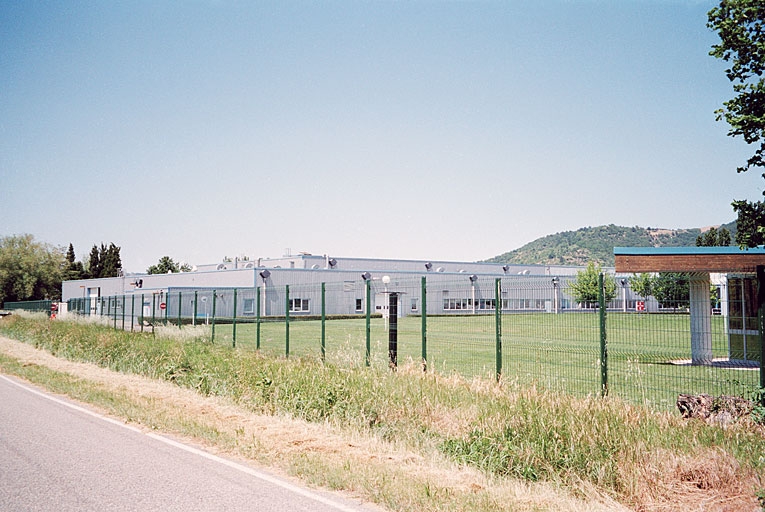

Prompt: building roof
[{"left": 613, "top": 246, "right": 765, "bottom": 273}]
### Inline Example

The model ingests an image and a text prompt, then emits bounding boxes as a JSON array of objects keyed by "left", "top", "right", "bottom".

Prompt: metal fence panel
[{"left": 8, "top": 270, "right": 762, "bottom": 411}]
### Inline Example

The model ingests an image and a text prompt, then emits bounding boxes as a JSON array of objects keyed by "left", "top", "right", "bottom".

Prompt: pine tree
[
  {"left": 87, "top": 245, "right": 102, "bottom": 279},
  {"left": 101, "top": 243, "right": 122, "bottom": 277},
  {"left": 64, "top": 243, "right": 85, "bottom": 281},
  {"left": 66, "top": 243, "right": 76, "bottom": 265}
]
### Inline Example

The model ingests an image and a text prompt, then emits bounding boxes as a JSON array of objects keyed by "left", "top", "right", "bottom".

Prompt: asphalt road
[{"left": 0, "top": 375, "right": 375, "bottom": 512}]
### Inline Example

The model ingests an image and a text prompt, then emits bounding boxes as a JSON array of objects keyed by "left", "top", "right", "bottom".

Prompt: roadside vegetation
[{"left": 1, "top": 313, "right": 763, "bottom": 511}]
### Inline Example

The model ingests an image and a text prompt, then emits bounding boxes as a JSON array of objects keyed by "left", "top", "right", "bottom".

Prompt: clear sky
[{"left": 2, "top": 0, "right": 762, "bottom": 272}]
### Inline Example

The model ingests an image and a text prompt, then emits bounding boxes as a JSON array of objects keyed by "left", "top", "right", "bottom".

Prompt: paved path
[{"left": 0, "top": 375, "right": 375, "bottom": 512}]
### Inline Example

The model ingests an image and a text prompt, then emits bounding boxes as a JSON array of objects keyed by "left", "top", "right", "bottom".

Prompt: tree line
[
  {"left": 0, "top": 235, "right": 122, "bottom": 307},
  {"left": 0, "top": 233, "right": 198, "bottom": 307}
]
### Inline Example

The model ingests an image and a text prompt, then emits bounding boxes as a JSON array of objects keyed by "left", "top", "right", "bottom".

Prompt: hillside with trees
[{"left": 484, "top": 222, "right": 737, "bottom": 267}]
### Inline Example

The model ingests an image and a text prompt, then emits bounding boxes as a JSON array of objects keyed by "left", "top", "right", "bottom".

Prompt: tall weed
[{"left": 1, "top": 313, "right": 763, "bottom": 510}]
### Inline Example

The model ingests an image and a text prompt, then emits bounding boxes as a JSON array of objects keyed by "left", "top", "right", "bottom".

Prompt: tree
[
  {"left": 66, "top": 243, "right": 76, "bottom": 266},
  {"left": 85, "top": 242, "right": 122, "bottom": 279},
  {"left": 695, "top": 226, "right": 732, "bottom": 246},
  {"left": 100, "top": 243, "right": 122, "bottom": 278},
  {"left": 87, "top": 244, "right": 102, "bottom": 279},
  {"left": 708, "top": 1, "right": 765, "bottom": 247},
  {"left": 653, "top": 273, "right": 690, "bottom": 311},
  {"left": 567, "top": 262, "right": 616, "bottom": 307},
  {"left": 147, "top": 256, "right": 181, "bottom": 275},
  {"left": 729, "top": 199, "right": 765, "bottom": 247},
  {"left": 628, "top": 273, "right": 655, "bottom": 300},
  {"left": 0, "top": 234, "right": 64, "bottom": 306},
  {"left": 63, "top": 243, "right": 86, "bottom": 281}
]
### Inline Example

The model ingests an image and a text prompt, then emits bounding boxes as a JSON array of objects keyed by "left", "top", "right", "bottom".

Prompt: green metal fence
[
  {"left": 3, "top": 300, "right": 53, "bottom": 316},
  {"left": 6, "top": 272, "right": 763, "bottom": 410}
]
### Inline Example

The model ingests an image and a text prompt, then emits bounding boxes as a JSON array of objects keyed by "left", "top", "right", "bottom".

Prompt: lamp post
[
  {"left": 620, "top": 278, "right": 628, "bottom": 312},
  {"left": 469, "top": 275, "right": 478, "bottom": 314},
  {"left": 552, "top": 277, "right": 559, "bottom": 314}
]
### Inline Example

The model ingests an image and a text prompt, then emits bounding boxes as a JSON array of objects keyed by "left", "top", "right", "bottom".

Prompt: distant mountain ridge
[{"left": 483, "top": 222, "right": 737, "bottom": 267}]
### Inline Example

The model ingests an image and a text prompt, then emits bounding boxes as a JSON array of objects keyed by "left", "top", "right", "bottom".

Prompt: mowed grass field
[{"left": 207, "top": 312, "right": 760, "bottom": 410}]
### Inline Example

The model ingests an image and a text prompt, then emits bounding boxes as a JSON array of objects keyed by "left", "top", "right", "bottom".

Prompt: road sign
[
  {"left": 636, "top": 301, "right": 645, "bottom": 312},
  {"left": 159, "top": 302, "right": 166, "bottom": 310}
]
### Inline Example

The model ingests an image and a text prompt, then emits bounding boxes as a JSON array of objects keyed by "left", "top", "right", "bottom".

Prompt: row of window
[
  {"left": 241, "top": 298, "right": 310, "bottom": 314},
  {"left": 239, "top": 296, "right": 570, "bottom": 314},
  {"left": 442, "top": 298, "right": 551, "bottom": 311}
]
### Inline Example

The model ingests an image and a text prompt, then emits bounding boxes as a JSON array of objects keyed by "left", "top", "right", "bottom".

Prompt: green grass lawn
[{"left": 203, "top": 312, "right": 761, "bottom": 410}]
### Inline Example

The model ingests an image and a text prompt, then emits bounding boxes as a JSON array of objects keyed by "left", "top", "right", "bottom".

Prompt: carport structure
[{"left": 614, "top": 247, "right": 764, "bottom": 381}]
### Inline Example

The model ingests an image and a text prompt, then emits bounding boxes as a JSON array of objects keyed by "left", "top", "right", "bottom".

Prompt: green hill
[{"left": 484, "top": 222, "right": 737, "bottom": 267}]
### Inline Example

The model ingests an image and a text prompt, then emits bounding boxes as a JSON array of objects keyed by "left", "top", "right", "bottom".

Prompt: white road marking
[{"left": 0, "top": 374, "right": 365, "bottom": 512}]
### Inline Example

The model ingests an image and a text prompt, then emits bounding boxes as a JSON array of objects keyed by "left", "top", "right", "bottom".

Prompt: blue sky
[{"left": 1, "top": 1, "right": 762, "bottom": 272}]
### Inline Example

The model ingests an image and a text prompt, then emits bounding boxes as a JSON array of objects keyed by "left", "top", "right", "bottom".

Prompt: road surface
[{"left": 0, "top": 374, "right": 375, "bottom": 512}]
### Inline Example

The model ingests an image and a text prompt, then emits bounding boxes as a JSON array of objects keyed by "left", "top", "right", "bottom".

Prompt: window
[
  {"left": 478, "top": 299, "right": 496, "bottom": 310},
  {"left": 443, "top": 298, "right": 473, "bottom": 310},
  {"left": 411, "top": 298, "right": 418, "bottom": 311},
  {"left": 356, "top": 299, "right": 363, "bottom": 312},
  {"left": 729, "top": 277, "right": 757, "bottom": 332},
  {"left": 289, "top": 298, "right": 310, "bottom": 313},
  {"left": 243, "top": 298, "right": 255, "bottom": 314},
  {"left": 728, "top": 275, "right": 759, "bottom": 360}
]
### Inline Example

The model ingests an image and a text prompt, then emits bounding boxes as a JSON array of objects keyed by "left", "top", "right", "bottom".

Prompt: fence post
[
  {"left": 421, "top": 276, "right": 427, "bottom": 371},
  {"left": 140, "top": 293, "right": 145, "bottom": 333},
  {"left": 112, "top": 297, "right": 117, "bottom": 330},
  {"left": 321, "top": 282, "right": 326, "bottom": 363},
  {"left": 757, "top": 265, "right": 764, "bottom": 403},
  {"left": 365, "top": 278, "right": 371, "bottom": 367},
  {"left": 193, "top": 291, "right": 198, "bottom": 326},
  {"left": 212, "top": 290, "right": 218, "bottom": 342},
  {"left": 177, "top": 292, "right": 182, "bottom": 328},
  {"left": 122, "top": 295, "right": 126, "bottom": 330},
  {"left": 495, "top": 278, "right": 502, "bottom": 382},
  {"left": 285, "top": 284, "right": 290, "bottom": 357},
  {"left": 152, "top": 294, "right": 156, "bottom": 326},
  {"left": 232, "top": 288, "right": 237, "bottom": 348},
  {"left": 256, "top": 286, "right": 261, "bottom": 350},
  {"left": 131, "top": 295, "right": 135, "bottom": 332},
  {"left": 599, "top": 273, "right": 609, "bottom": 397}
]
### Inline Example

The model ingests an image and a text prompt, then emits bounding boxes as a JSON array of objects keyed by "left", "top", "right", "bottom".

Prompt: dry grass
[
  {"left": 0, "top": 335, "right": 628, "bottom": 512},
  {"left": 1, "top": 313, "right": 763, "bottom": 512},
  {"left": 621, "top": 448, "right": 761, "bottom": 512}
]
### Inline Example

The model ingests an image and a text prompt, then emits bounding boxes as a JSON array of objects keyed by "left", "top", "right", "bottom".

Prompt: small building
[{"left": 614, "top": 246, "right": 765, "bottom": 364}]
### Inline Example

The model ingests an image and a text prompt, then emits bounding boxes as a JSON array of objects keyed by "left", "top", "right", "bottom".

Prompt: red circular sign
[{"left": 159, "top": 302, "right": 166, "bottom": 310}]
